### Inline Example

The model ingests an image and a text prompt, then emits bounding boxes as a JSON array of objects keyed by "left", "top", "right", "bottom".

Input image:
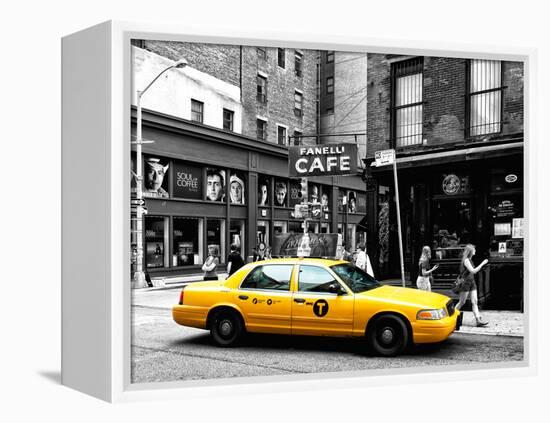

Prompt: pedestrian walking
[
  {"left": 202, "top": 245, "right": 219, "bottom": 281},
  {"left": 226, "top": 244, "right": 245, "bottom": 277},
  {"left": 455, "top": 244, "right": 489, "bottom": 327},
  {"left": 416, "top": 246, "right": 438, "bottom": 291},
  {"left": 355, "top": 243, "right": 374, "bottom": 277}
]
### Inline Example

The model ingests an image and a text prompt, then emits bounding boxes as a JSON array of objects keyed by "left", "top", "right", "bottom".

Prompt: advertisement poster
[
  {"left": 146, "top": 242, "right": 164, "bottom": 268},
  {"left": 512, "top": 218, "right": 524, "bottom": 238},
  {"left": 272, "top": 233, "right": 339, "bottom": 258},
  {"left": 205, "top": 168, "right": 226, "bottom": 202},
  {"left": 143, "top": 157, "right": 169, "bottom": 198},
  {"left": 288, "top": 180, "right": 302, "bottom": 207},
  {"left": 172, "top": 161, "right": 202, "bottom": 199}
]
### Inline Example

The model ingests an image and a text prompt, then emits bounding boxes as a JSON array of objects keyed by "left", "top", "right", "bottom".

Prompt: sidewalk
[{"left": 136, "top": 275, "right": 524, "bottom": 338}]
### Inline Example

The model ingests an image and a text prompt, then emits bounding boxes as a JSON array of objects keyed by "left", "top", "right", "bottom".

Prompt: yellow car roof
[{"left": 248, "top": 257, "right": 347, "bottom": 266}]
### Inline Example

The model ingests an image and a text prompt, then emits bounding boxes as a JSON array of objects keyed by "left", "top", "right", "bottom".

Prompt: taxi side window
[
  {"left": 240, "top": 265, "right": 293, "bottom": 291},
  {"left": 298, "top": 265, "right": 341, "bottom": 293}
]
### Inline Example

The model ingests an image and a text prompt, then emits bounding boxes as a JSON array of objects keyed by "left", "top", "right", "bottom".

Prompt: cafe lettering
[{"left": 288, "top": 143, "right": 358, "bottom": 177}]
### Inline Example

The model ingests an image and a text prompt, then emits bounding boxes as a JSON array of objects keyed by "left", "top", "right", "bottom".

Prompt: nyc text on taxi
[{"left": 172, "top": 258, "right": 460, "bottom": 356}]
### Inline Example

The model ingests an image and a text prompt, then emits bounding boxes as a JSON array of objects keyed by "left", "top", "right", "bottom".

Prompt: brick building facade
[{"left": 365, "top": 54, "right": 524, "bottom": 310}]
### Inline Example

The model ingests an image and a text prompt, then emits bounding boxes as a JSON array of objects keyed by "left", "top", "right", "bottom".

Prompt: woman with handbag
[
  {"left": 202, "top": 245, "right": 220, "bottom": 281},
  {"left": 416, "top": 246, "right": 438, "bottom": 291},
  {"left": 455, "top": 244, "right": 489, "bottom": 327}
]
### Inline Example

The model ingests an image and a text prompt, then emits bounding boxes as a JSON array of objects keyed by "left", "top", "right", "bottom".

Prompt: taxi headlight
[{"left": 417, "top": 308, "right": 447, "bottom": 320}]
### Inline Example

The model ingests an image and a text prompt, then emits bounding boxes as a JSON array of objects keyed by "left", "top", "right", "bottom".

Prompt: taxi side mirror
[{"left": 328, "top": 283, "right": 344, "bottom": 295}]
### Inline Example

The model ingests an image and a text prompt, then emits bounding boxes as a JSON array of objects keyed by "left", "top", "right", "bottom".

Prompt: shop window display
[
  {"left": 431, "top": 199, "right": 472, "bottom": 260},
  {"left": 145, "top": 216, "right": 168, "bottom": 268},
  {"left": 207, "top": 219, "right": 225, "bottom": 263},
  {"left": 230, "top": 220, "right": 245, "bottom": 258},
  {"left": 173, "top": 218, "right": 202, "bottom": 267}
]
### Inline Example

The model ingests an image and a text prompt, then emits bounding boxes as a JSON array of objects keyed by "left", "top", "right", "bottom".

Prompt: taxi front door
[{"left": 291, "top": 264, "right": 354, "bottom": 337}]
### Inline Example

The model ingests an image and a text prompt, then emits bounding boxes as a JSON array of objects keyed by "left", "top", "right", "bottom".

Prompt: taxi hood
[{"left": 358, "top": 285, "right": 449, "bottom": 308}]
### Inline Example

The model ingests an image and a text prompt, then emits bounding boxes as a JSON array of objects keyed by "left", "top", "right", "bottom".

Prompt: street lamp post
[{"left": 132, "top": 59, "right": 188, "bottom": 288}]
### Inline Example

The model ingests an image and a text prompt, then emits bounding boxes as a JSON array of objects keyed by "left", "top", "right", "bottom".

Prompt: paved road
[{"left": 131, "top": 303, "right": 524, "bottom": 384}]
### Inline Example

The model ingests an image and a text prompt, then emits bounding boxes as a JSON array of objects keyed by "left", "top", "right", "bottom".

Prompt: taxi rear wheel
[
  {"left": 366, "top": 315, "right": 409, "bottom": 357},
  {"left": 210, "top": 309, "right": 244, "bottom": 347}
]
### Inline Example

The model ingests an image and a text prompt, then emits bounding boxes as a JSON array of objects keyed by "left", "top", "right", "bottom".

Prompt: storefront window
[
  {"left": 207, "top": 219, "right": 226, "bottom": 263},
  {"left": 274, "top": 221, "right": 287, "bottom": 236},
  {"left": 230, "top": 220, "right": 246, "bottom": 258},
  {"left": 173, "top": 217, "right": 203, "bottom": 267},
  {"left": 488, "top": 194, "right": 523, "bottom": 257},
  {"left": 257, "top": 221, "right": 269, "bottom": 248},
  {"left": 288, "top": 221, "right": 302, "bottom": 234},
  {"left": 347, "top": 191, "right": 357, "bottom": 213},
  {"left": 307, "top": 222, "right": 319, "bottom": 234},
  {"left": 321, "top": 222, "right": 330, "bottom": 233},
  {"left": 432, "top": 199, "right": 472, "bottom": 260},
  {"left": 145, "top": 216, "right": 169, "bottom": 268}
]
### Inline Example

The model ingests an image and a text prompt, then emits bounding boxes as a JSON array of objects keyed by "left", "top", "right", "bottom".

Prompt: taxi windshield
[{"left": 331, "top": 263, "right": 381, "bottom": 293}]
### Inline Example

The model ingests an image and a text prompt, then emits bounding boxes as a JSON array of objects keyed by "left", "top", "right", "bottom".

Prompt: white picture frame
[{"left": 62, "top": 20, "right": 537, "bottom": 403}]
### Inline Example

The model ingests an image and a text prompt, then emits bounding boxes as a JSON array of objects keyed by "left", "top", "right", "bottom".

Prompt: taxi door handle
[
  {"left": 238, "top": 295, "right": 249, "bottom": 300},
  {"left": 293, "top": 298, "right": 306, "bottom": 304}
]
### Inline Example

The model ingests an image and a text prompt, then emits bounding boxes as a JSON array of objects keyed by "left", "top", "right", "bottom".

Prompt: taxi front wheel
[
  {"left": 210, "top": 309, "right": 244, "bottom": 347},
  {"left": 366, "top": 315, "right": 409, "bottom": 357}
]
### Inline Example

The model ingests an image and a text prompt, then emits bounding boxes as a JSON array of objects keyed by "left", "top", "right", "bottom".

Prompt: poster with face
[
  {"left": 274, "top": 179, "right": 288, "bottom": 207},
  {"left": 206, "top": 168, "right": 226, "bottom": 202},
  {"left": 144, "top": 157, "right": 169, "bottom": 198},
  {"left": 229, "top": 172, "right": 246, "bottom": 204},
  {"left": 321, "top": 187, "right": 330, "bottom": 212},
  {"left": 347, "top": 190, "right": 357, "bottom": 213},
  {"left": 258, "top": 176, "right": 270, "bottom": 206},
  {"left": 309, "top": 184, "right": 320, "bottom": 204}
]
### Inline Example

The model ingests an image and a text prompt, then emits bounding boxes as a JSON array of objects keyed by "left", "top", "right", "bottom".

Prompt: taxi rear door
[
  {"left": 234, "top": 263, "right": 294, "bottom": 334},
  {"left": 291, "top": 264, "right": 354, "bottom": 337}
]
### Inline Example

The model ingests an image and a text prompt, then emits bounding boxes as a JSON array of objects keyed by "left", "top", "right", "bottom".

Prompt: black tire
[
  {"left": 366, "top": 314, "right": 409, "bottom": 357},
  {"left": 210, "top": 309, "right": 244, "bottom": 347}
]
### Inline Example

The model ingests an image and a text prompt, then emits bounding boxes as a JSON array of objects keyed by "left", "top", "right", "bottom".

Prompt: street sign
[{"left": 374, "top": 149, "right": 395, "bottom": 167}]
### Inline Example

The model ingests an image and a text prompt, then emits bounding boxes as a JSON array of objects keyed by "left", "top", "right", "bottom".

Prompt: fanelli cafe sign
[{"left": 288, "top": 143, "right": 358, "bottom": 177}]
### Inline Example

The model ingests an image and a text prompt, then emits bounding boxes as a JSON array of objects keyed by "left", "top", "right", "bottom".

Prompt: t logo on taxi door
[{"left": 313, "top": 299, "right": 329, "bottom": 317}]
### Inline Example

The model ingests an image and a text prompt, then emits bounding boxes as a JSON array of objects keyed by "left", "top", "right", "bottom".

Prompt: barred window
[
  {"left": 391, "top": 58, "right": 423, "bottom": 147},
  {"left": 257, "top": 75, "right": 267, "bottom": 103},
  {"left": 191, "top": 99, "right": 204, "bottom": 123},
  {"left": 468, "top": 60, "right": 503, "bottom": 137},
  {"left": 293, "top": 130, "right": 302, "bottom": 146},
  {"left": 294, "top": 91, "right": 303, "bottom": 117},
  {"left": 223, "top": 108, "right": 234, "bottom": 131},
  {"left": 256, "top": 119, "right": 267, "bottom": 141}
]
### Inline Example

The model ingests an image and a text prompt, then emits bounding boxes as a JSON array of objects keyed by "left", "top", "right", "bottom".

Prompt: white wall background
[{"left": 1, "top": 0, "right": 548, "bottom": 421}]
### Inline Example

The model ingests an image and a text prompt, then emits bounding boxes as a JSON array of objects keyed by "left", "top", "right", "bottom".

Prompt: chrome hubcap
[
  {"left": 220, "top": 320, "right": 233, "bottom": 336},
  {"left": 381, "top": 328, "right": 394, "bottom": 344}
]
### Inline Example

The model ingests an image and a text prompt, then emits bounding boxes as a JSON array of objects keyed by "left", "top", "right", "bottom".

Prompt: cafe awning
[{"left": 370, "top": 141, "right": 523, "bottom": 172}]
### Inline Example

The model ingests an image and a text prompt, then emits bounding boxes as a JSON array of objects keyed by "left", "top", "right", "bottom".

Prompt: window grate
[
  {"left": 391, "top": 57, "right": 423, "bottom": 147},
  {"left": 467, "top": 60, "right": 503, "bottom": 137}
]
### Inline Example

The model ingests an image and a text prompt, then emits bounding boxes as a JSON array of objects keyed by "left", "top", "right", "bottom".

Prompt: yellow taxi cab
[{"left": 172, "top": 258, "right": 461, "bottom": 356}]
